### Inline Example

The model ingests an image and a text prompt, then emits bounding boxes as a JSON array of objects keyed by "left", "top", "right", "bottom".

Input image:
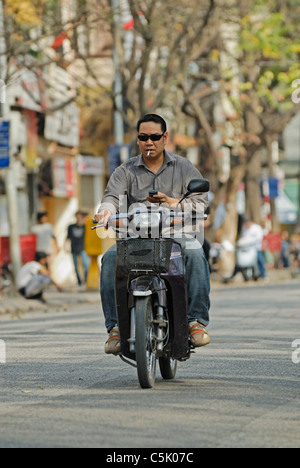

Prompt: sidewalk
[
  {"left": 211, "top": 266, "right": 297, "bottom": 289},
  {"left": 0, "top": 287, "right": 100, "bottom": 316},
  {"left": 0, "top": 269, "right": 298, "bottom": 316}
]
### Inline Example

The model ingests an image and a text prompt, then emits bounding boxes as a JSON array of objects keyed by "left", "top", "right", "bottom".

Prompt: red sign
[
  {"left": 262, "top": 233, "right": 282, "bottom": 253},
  {"left": 0, "top": 235, "right": 37, "bottom": 266}
]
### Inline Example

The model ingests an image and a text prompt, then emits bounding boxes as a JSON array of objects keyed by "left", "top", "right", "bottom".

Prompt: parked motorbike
[
  {"left": 290, "top": 237, "right": 300, "bottom": 279},
  {"left": 0, "top": 264, "right": 14, "bottom": 296},
  {"left": 93, "top": 179, "right": 209, "bottom": 388},
  {"left": 235, "top": 238, "right": 260, "bottom": 282},
  {"left": 209, "top": 240, "right": 235, "bottom": 282}
]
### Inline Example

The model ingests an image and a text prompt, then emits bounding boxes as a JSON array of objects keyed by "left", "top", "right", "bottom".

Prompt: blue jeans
[
  {"left": 72, "top": 251, "right": 90, "bottom": 285},
  {"left": 257, "top": 250, "right": 266, "bottom": 279},
  {"left": 100, "top": 237, "right": 211, "bottom": 332}
]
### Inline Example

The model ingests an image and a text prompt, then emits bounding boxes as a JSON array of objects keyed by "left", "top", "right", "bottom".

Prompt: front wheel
[{"left": 135, "top": 296, "right": 157, "bottom": 389}]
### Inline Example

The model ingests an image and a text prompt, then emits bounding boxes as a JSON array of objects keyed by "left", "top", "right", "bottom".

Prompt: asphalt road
[{"left": 0, "top": 280, "right": 299, "bottom": 449}]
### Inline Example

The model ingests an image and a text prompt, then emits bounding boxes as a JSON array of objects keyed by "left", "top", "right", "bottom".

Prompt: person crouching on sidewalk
[{"left": 16, "top": 252, "right": 63, "bottom": 303}]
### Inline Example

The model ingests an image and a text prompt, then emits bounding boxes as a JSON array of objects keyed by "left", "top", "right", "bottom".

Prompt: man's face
[
  {"left": 137, "top": 121, "right": 168, "bottom": 160},
  {"left": 76, "top": 214, "right": 85, "bottom": 225},
  {"left": 40, "top": 256, "right": 50, "bottom": 266}
]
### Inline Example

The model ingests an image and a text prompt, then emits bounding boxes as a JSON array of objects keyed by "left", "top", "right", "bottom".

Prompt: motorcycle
[
  {"left": 93, "top": 179, "right": 209, "bottom": 389},
  {"left": 0, "top": 264, "right": 14, "bottom": 297},
  {"left": 290, "top": 236, "right": 300, "bottom": 279},
  {"left": 235, "top": 238, "right": 260, "bottom": 282},
  {"left": 209, "top": 240, "right": 235, "bottom": 283}
]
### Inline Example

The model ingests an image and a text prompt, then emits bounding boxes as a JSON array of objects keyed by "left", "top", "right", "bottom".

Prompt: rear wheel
[
  {"left": 242, "top": 268, "right": 253, "bottom": 282},
  {"left": 291, "top": 255, "right": 300, "bottom": 278},
  {"left": 0, "top": 266, "right": 14, "bottom": 297},
  {"left": 135, "top": 296, "right": 157, "bottom": 389},
  {"left": 159, "top": 357, "right": 177, "bottom": 380}
]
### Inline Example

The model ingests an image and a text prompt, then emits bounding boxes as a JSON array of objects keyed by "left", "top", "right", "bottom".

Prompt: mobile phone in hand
[{"left": 149, "top": 190, "right": 158, "bottom": 196}]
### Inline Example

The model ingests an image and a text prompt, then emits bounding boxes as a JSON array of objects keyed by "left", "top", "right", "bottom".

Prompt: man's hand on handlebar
[{"left": 93, "top": 210, "right": 112, "bottom": 229}]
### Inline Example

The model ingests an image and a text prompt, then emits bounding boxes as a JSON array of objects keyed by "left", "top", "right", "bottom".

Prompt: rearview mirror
[
  {"left": 187, "top": 179, "right": 210, "bottom": 194},
  {"left": 176, "top": 178, "right": 210, "bottom": 212}
]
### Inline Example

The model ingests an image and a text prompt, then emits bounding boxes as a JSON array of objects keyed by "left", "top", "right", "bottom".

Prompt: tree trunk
[
  {"left": 218, "top": 162, "right": 246, "bottom": 277},
  {"left": 180, "top": 82, "right": 222, "bottom": 177},
  {"left": 244, "top": 150, "right": 262, "bottom": 224},
  {"left": 266, "top": 135, "right": 280, "bottom": 233}
]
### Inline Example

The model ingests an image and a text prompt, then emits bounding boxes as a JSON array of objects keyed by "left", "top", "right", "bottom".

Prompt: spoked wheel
[
  {"left": 242, "top": 268, "right": 253, "bottom": 282},
  {"left": 159, "top": 357, "right": 177, "bottom": 380},
  {"left": 135, "top": 296, "right": 157, "bottom": 389}
]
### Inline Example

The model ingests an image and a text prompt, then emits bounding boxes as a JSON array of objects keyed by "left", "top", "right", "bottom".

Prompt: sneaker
[
  {"left": 105, "top": 326, "right": 121, "bottom": 355},
  {"left": 189, "top": 321, "right": 210, "bottom": 347}
]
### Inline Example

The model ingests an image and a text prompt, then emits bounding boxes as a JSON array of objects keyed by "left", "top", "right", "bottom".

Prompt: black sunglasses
[{"left": 138, "top": 133, "right": 165, "bottom": 142}]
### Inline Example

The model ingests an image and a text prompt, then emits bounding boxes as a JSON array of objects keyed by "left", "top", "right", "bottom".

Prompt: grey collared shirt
[{"left": 98, "top": 151, "right": 208, "bottom": 214}]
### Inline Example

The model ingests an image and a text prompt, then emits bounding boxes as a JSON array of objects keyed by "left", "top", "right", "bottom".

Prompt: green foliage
[
  {"left": 232, "top": 0, "right": 300, "bottom": 114},
  {"left": 5, "top": 0, "right": 43, "bottom": 26}
]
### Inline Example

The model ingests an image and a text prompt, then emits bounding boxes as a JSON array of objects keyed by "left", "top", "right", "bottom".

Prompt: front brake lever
[{"left": 91, "top": 224, "right": 105, "bottom": 230}]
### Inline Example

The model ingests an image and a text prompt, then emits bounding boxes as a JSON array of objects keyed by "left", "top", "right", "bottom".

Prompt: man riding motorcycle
[{"left": 94, "top": 114, "right": 211, "bottom": 355}]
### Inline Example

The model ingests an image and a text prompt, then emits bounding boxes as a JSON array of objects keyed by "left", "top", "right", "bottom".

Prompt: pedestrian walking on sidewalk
[
  {"left": 66, "top": 211, "right": 90, "bottom": 287},
  {"left": 31, "top": 212, "right": 59, "bottom": 257}
]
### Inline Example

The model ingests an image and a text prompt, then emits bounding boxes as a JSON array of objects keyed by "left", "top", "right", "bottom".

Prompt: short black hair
[
  {"left": 35, "top": 251, "right": 48, "bottom": 262},
  {"left": 76, "top": 210, "right": 88, "bottom": 217},
  {"left": 137, "top": 114, "right": 167, "bottom": 133},
  {"left": 37, "top": 212, "right": 47, "bottom": 221}
]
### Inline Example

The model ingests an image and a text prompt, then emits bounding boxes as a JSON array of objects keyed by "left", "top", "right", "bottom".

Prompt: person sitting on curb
[{"left": 16, "top": 252, "right": 63, "bottom": 303}]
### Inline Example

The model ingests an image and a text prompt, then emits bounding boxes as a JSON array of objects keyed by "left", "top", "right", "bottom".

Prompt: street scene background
[{"left": 0, "top": 0, "right": 300, "bottom": 449}]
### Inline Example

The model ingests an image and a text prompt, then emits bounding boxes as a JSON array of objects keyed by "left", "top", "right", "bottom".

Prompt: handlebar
[
  {"left": 91, "top": 211, "right": 207, "bottom": 231},
  {"left": 91, "top": 217, "right": 103, "bottom": 230},
  {"left": 91, "top": 223, "right": 105, "bottom": 231}
]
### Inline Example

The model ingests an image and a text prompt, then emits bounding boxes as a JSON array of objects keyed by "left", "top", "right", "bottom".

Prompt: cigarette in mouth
[{"left": 147, "top": 151, "right": 151, "bottom": 157}]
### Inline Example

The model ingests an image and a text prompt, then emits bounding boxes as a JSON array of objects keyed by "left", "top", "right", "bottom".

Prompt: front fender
[{"left": 128, "top": 276, "right": 167, "bottom": 308}]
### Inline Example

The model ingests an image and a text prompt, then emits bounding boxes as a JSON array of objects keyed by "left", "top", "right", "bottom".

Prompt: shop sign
[
  {"left": 77, "top": 155, "right": 105, "bottom": 175},
  {"left": 108, "top": 144, "right": 131, "bottom": 175},
  {"left": 45, "top": 104, "right": 79, "bottom": 147},
  {"left": 0, "top": 120, "right": 10, "bottom": 168},
  {"left": 52, "top": 156, "right": 76, "bottom": 198}
]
